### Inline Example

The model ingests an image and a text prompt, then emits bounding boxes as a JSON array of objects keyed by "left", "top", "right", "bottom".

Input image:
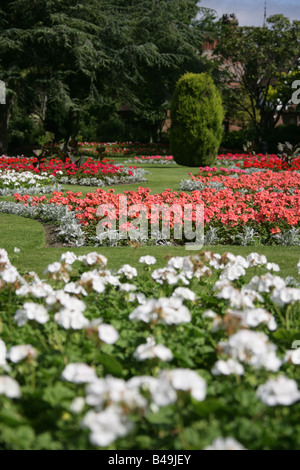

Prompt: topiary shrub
[{"left": 170, "top": 73, "right": 224, "bottom": 167}]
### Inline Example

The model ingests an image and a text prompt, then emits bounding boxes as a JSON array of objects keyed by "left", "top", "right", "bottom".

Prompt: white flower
[
  {"left": 159, "top": 368, "right": 206, "bottom": 401},
  {"left": 0, "top": 248, "right": 10, "bottom": 266},
  {"left": 246, "top": 253, "right": 267, "bottom": 267},
  {"left": 266, "top": 262, "right": 280, "bottom": 272},
  {"left": 203, "top": 310, "right": 217, "bottom": 319},
  {"left": 246, "top": 273, "right": 286, "bottom": 293},
  {"left": 152, "top": 267, "right": 181, "bottom": 285},
  {"left": 129, "top": 297, "right": 191, "bottom": 325},
  {"left": 271, "top": 287, "right": 300, "bottom": 307},
  {"left": 218, "top": 330, "right": 281, "bottom": 371},
  {"left": 133, "top": 336, "right": 173, "bottom": 362},
  {"left": 227, "top": 308, "right": 277, "bottom": 331},
  {"left": 45, "top": 262, "right": 62, "bottom": 274},
  {"left": 172, "top": 287, "right": 196, "bottom": 301},
  {"left": 118, "top": 264, "right": 138, "bottom": 280},
  {"left": 211, "top": 359, "right": 244, "bottom": 376},
  {"left": 54, "top": 309, "right": 89, "bottom": 330},
  {"left": 139, "top": 255, "right": 156, "bottom": 265},
  {"left": 61, "top": 363, "right": 97, "bottom": 384},
  {"left": 82, "top": 406, "right": 134, "bottom": 447},
  {"left": 119, "top": 283, "right": 137, "bottom": 292},
  {"left": 0, "top": 339, "right": 7, "bottom": 367},
  {"left": 7, "top": 344, "right": 37, "bottom": 363},
  {"left": 1, "top": 266, "right": 19, "bottom": 283},
  {"left": 0, "top": 376, "right": 21, "bottom": 398},
  {"left": 98, "top": 324, "right": 119, "bottom": 344},
  {"left": 64, "top": 282, "right": 87, "bottom": 296},
  {"left": 284, "top": 349, "right": 300, "bottom": 365},
  {"left": 257, "top": 376, "right": 300, "bottom": 406},
  {"left": 60, "top": 252, "right": 77, "bottom": 265},
  {"left": 78, "top": 252, "right": 107, "bottom": 267},
  {"left": 70, "top": 397, "right": 85, "bottom": 414},
  {"left": 13, "top": 247, "right": 20, "bottom": 254},
  {"left": 220, "top": 264, "right": 246, "bottom": 281},
  {"left": 205, "top": 437, "right": 246, "bottom": 450},
  {"left": 14, "top": 302, "right": 49, "bottom": 326}
]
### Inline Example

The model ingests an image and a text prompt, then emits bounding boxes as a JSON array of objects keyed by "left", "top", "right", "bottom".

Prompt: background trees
[
  {"left": 213, "top": 15, "right": 300, "bottom": 149},
  {"left": 0, "top": 0, "right": 210, "bottom": 152}
]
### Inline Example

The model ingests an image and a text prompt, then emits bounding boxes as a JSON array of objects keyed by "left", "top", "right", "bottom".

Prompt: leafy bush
[{"left": 170, "top": 73, "right": 224, "bottom": 167}]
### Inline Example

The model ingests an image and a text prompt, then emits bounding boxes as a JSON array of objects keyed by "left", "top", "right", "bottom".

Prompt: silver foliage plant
[{"left": 0, "top": 201, "right": 85, "bottom": 246}]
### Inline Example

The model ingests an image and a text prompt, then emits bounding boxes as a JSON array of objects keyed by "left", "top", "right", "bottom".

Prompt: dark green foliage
[{"left": 170, "top": 73, "right": 224, "bottom": 167}]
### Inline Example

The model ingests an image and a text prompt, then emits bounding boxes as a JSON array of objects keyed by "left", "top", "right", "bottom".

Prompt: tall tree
[{"left": 212, "top": 15, "right": 300, "bottom": 146}]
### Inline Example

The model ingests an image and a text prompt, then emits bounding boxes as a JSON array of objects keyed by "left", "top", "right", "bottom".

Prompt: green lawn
[{"left": 0, "top": 163, "right": 299, "bottom": 278}]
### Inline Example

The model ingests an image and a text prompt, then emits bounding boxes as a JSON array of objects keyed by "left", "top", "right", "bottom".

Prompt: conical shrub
[{"left": 170, "top": 73, "right": 224, "bottom": 167}]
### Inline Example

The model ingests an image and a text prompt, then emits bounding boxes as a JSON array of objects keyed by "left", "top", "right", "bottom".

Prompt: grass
[
  {"left": 0, "top": 213, "right": 299, "bottom": 279},
  {"left": 0, "top": 162, "right": 299, "bottom": 278}
]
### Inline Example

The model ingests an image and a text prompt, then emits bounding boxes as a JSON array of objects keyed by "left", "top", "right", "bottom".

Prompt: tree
[
  {"left": 170, "top": 72, "right": 224, "bottom": 166},
  {"left": 0, "top": 0, "right": 213, "bottom": 151},
  {"left": 212, "top": 15, "right": 300, "bottom": 147}
]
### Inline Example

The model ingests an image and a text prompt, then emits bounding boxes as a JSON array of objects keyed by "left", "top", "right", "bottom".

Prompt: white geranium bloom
[
  {"left": 203, "top": 310, "right": 217, "bottom": 319},
  {"left": 227, "top": 308, "right": 277, "bottom": 331},
  {"left": 139, "top": 255, "right": 156, "bottom": 265},
  {"left": 152, "top": 267, "right": 180, "bottom": 285},
  {"left": 172, "top": 287, "right": 196, "bottom": 301},
  {"left": 257, "top": 376, "right": 300, "bottom": 406},
  {"left": 82, "top": 406, "right": 134, "bottom": 447},
  {"left": 215, "top": 284, "right": 257, "bottom": 309},
  {"left": 0, "top": 376, "right": 21, "bottom": 398},
  {"left": 14, "top": 302, "right": 49, "bottom": 326},
  {"left": 220, "top": 264, "right": 246, "bottom": 281},
  {"left": 211, "top": 359, "right": 244, "bottom": 376},
  {"left": 266, "top": 263, "right": 280, "bottom": 272},
  {"left": 284, "top": 349, "right": 300, "bottom": 365},
  {"left": 246, "top": 253, "right": 267, "bottom": 267},
  {"left": 0, "top": 339, "right": 7, "bottom": 367},
  {"left": 1, "top": 266, "right": 19, "bottom": 283},
  {"left": 129, "top": 297, "right": 191, "bottom": 325},
  {"left": 271, "top": 287, "right": 300, "bottom": 307},
  {"left": 79, "top": 271, "right": 106, "bottom": 293},
  {"left": 159, "top": 368, "right": 206, "bottom": 402},
  {"left": 81, "top": 252, "right": 107, "bottom": 267},
  {"left": 85, "top": 376, "right": 147, "bottom": 411},
  {"left": 246, "top": 273, "right": 286, "bottom": 293},
  {"left": 118, "top": 264, "right": 138, "bottom": 280},
  {"left": 119, "top": 283, "right": 137, "bottom": 292},
  {"left": 54, "top": 309, "right": 89, "bottom": 330},
  {"left": 98, "top": 324, "right": 119, "bottom": 344},
  {"left": 218, "top": 330, "right": 281, "bottom": 371},
  {"left": 7, "top": 344, "right": 37, "bottom": 363},
  {"left": 64, "top": 282, "right": 88, "bottom": 296},
  {"left": 133, "top": 336, "right": 173, "bottom": 362},
  {"left": 60, "top": 252, "right": 77, "bottom": 265},
  {"left": 0, "top": 248, "right": 10, "bottom": 266},
  {"left": 44, "top": 262, "right": 62, "bottom": 274},
  {"left": 70, "top": 397, "right": 85, "bottom": 414},
  {"left": 61, "top": 363, "right": 97, "bottom": 384},
  {"left": 205, "top": 437, "right": 246, "bottom": 450}
]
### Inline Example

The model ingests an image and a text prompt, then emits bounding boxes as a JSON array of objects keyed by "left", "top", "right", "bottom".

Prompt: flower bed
[
  {"left": 0, "top": 170, "right": 61, "bottom": 196},
  {"left": 4, "top": 172, "right": 299, "bottom": 246},
  {"left": 0, "top": 248, "right": 299, "bottom": 449},
  {"left": 0, "top": 157, "right": 148, "bottom": 188},
  {"left": 217, "top": 153, "right": 300, "bottom": 172},
  {"left": 125, "top": 155, "right": 176, "bottom": 165}
]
